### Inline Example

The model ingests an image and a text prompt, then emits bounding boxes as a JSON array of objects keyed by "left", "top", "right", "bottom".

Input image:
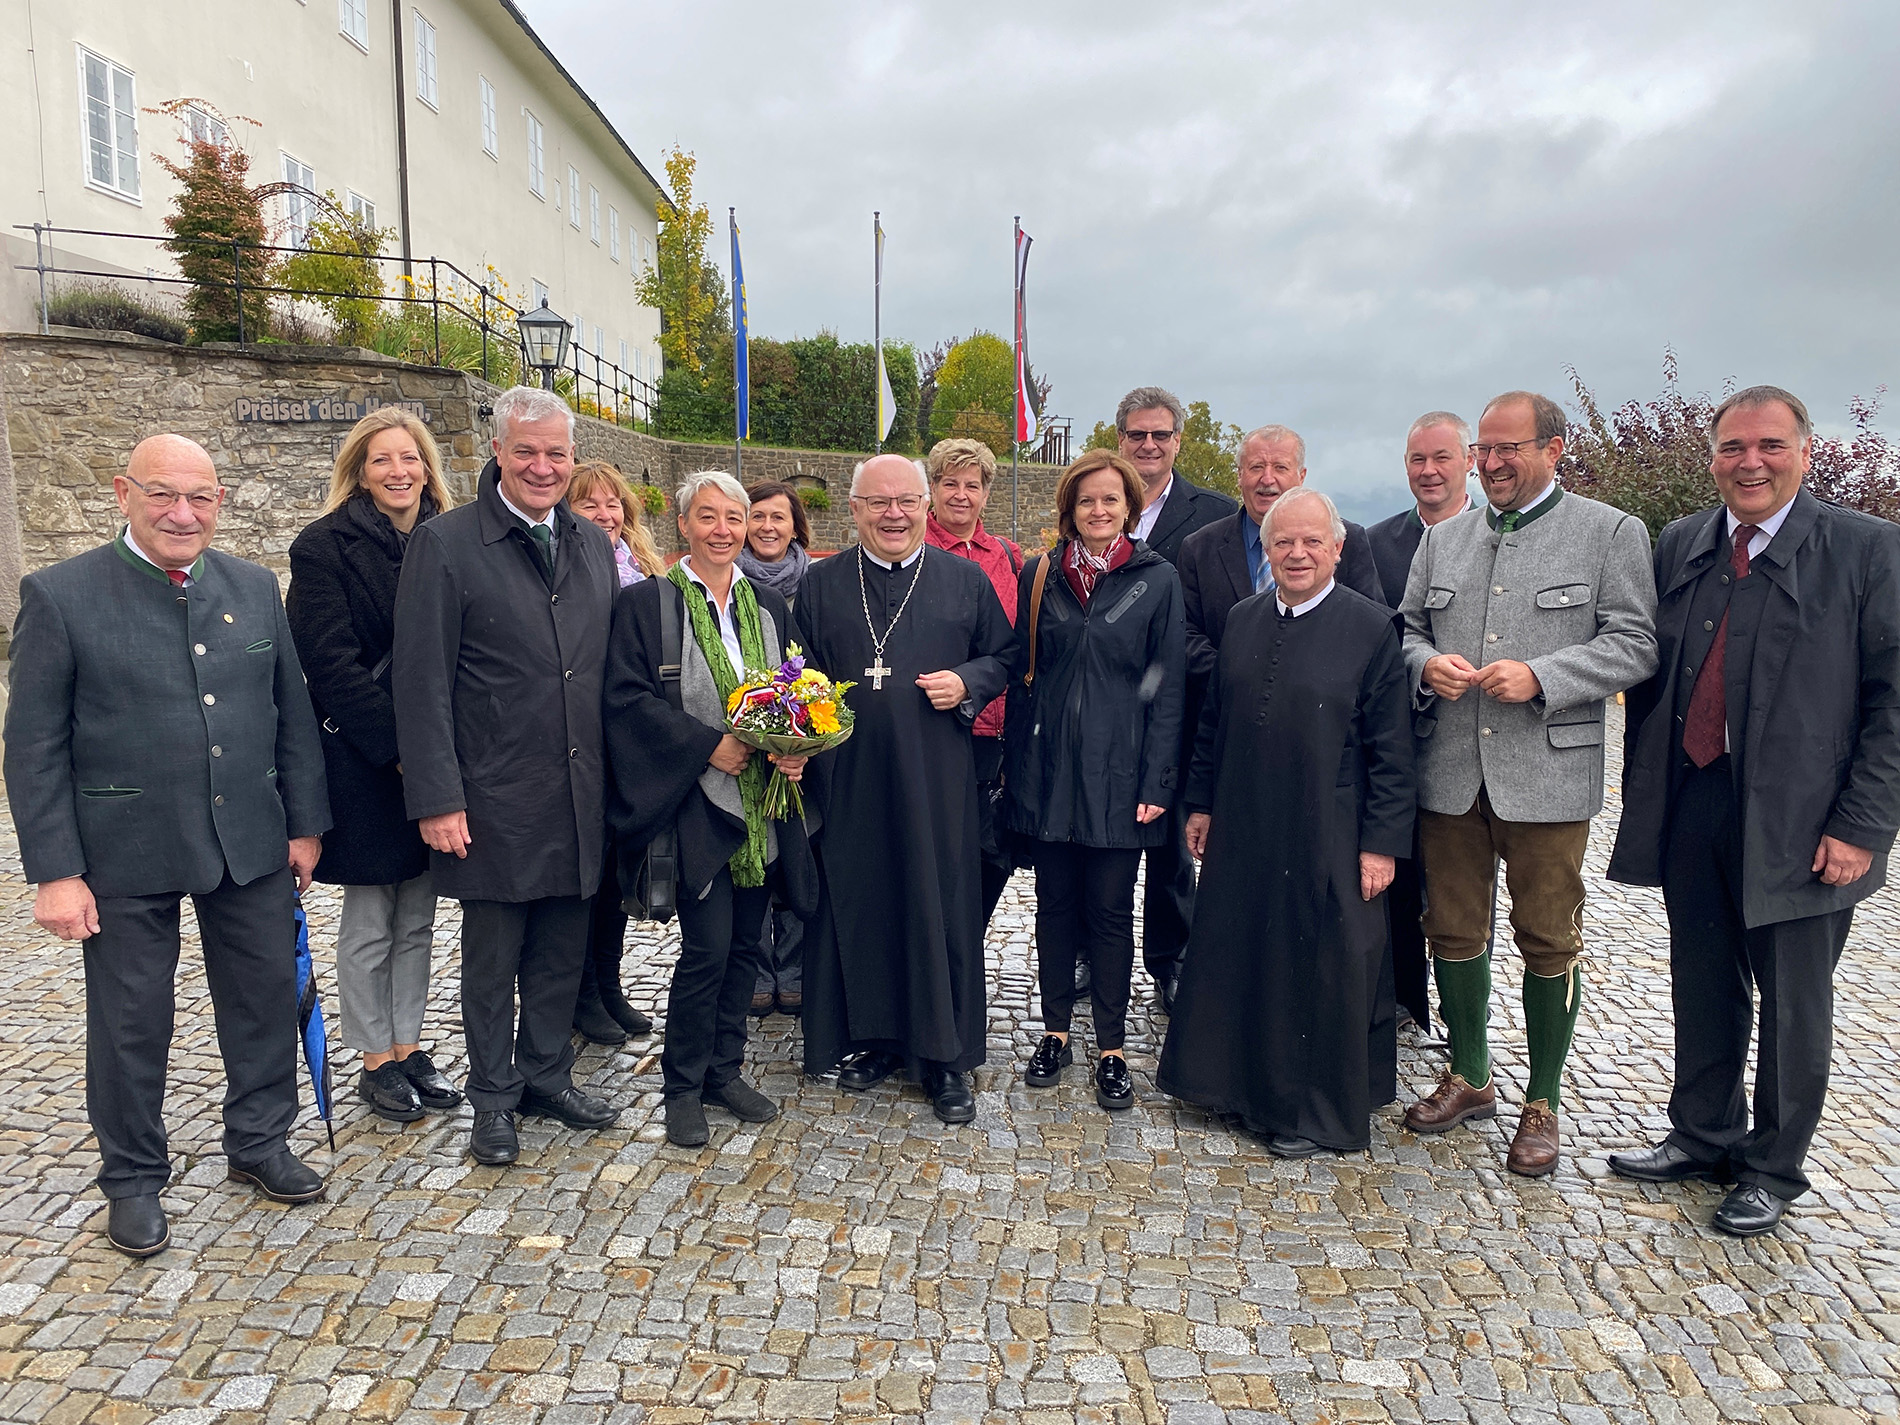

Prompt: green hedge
[{"left": 657, "top": 332, "right": 919, "bottom": 454}]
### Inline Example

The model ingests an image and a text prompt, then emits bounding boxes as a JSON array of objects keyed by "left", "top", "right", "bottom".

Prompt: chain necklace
[{"left": 856, "top": 545, "right": 926, "bottom": 690}]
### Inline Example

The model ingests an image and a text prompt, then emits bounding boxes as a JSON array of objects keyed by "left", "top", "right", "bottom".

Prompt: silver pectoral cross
[{"left": 865, "top": 660, "right": 892, "bottom": 690}]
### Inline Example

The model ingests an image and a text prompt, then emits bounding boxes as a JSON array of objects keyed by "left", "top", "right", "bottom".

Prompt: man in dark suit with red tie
[{"left": 1608, "top": 385, "right": 1900, "bottom": 1236}]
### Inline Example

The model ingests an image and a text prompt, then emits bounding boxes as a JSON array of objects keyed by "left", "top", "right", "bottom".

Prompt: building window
[
  {"left": 573, "top": 312, "right": 583, "bottom": 351},
  {"left": 414, "top": 13, "right": 438, "bottom": 108},
  {"left": 619, "top": 338, "right": 629, "bottom": 371},
  {"left": 480, "top": 76, "right": 497, "bottom": 156},
  {"left": 338, "top": 0, "right": 369, "bottom": 49},
  {"left": 79, "top": 48, "right": 140, "bottom": 201},
  {"left": 641, "top": 235, "right": 653, "bottom": 267},
  {"left": 589, "top": 187, "right": 600, "bottom": 244},
  {"left": 525, "top": 111, "right": 543, "bottom": 196},
  {"left": 281, "top": 153, "right": 316, "bottom": 247},
  {"left": 608, "top": 206, "right": 620, "bottom": 262},
  {"left": 593, "top": 324, "right": 603, "bottom": 357},
  {"left": 567, "top": 166, "right": 581, "bottom": 228},
  {"left": 184, "top": 104, "right": 227, "bottom": 150},
  {"left": 531, "top": 279, "right": 549, "bottom": 309},
  {"left": 347, "top": 190, "right": 377, "bottom": 229}
]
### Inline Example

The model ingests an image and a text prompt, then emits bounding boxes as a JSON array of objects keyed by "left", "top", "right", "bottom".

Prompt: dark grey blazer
[
  {"left": 5, "top": 537, "right": 330, "bottom": 897},
  {"left": 392, "top": 461, "right": 616, "bottom": 903}
]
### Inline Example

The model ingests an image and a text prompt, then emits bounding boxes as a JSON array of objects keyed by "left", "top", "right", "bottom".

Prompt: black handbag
[{"left": 622, "top": 584, "right": 684, "bottom": 922}]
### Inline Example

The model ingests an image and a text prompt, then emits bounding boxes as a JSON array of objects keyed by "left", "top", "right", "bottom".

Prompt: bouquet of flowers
[{"left": 725, "top": 644, "right": 856, "bottom": 819}]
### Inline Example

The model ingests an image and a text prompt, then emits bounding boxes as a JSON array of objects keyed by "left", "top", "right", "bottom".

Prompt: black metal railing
[
  {"left": 13, "top": 223, "right": 659, "bottom": 429},
  {"left": 1029, "top": 416, "right": 1072, "bottom": 467}
]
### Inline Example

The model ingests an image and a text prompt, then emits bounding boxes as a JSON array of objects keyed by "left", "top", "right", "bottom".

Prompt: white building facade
[{"left": 0, "top": 0, "right": 666, "bottom": 387}]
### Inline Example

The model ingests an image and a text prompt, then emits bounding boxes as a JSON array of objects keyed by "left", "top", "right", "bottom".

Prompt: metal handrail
[{"left": 13, "top": 222, "right": 659, "bottom": 429}]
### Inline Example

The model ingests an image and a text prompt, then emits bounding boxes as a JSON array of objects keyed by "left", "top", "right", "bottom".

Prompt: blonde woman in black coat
[{"left": 287, "top": 409, "right": 461, "bottom": 1125}]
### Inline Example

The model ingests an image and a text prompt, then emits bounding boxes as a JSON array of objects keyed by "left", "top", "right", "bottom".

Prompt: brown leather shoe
[
  {"left": 1507, "top": 1100, "right": 1560, "bottom": 1177},
  {"left": 1403, "top": 1071, "right": 1497, "bottom": 1134},
  {"left": 749, "top": 988, "right": 776, "bottom": 1016}
]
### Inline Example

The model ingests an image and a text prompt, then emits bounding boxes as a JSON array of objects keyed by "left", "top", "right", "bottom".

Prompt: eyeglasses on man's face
[
  {"left": 124, "top": 475, "right": 223, "bottom": 513},
  {"left": 1469, "top": 438, "right": 1549, "bottom": 463},
  {"left": 1123, "top": 428, "right": 1177, "bottom": 446},
  {"left": 852, "top": 494, "right": 925, "bottom": 514}
]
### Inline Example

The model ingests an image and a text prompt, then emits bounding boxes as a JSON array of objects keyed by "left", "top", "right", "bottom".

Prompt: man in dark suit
[
  {"left": 1607, "top": 386, "right": 1900, "bottom": 1237},
  {"left": 1362, "top": 412, "right": 1476, "bottom": 1032},
  {"left": 1115, "top": 386, "right": 1236, "bottom": 1009},
  {"left": 6, "top": 434, "right": 331, "bottom": 1258},
  {"left": 394, "top": 386, "right": 620, "bottom": 1167}
]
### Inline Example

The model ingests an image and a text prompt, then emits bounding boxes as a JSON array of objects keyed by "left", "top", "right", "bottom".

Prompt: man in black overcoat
[
  {"left": 1361, "top": 411, "right": 1475, "bottom": 1031},
  {"left": 5, "top": 434, "right": 331, "bottom": 1257},
  {"left": 1113, "top": 386, "right": 1236, "bottom": 1009},
  {"left": 1607, "top": 386, "right": 1900, "bottom": 1236},
  {"left": 393, "top": 386, "right": 618, "bottom": 1166}
]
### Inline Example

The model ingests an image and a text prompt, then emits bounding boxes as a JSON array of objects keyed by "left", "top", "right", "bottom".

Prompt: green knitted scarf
[{"left": 668, "top": 563, "right": 770, "bottom": 886}]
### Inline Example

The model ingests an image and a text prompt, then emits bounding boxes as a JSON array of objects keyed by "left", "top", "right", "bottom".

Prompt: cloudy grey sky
[{"left": 524, "top": 0, "right": 1899, "bottom": 522}]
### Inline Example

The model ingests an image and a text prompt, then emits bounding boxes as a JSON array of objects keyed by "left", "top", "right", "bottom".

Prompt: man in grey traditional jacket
[
  {"left": 6, "top": 434, "right": 331, "bottom": 1257},
  {"left": 1398, "top": 391, "right": 1658, "bottom": 1176}
]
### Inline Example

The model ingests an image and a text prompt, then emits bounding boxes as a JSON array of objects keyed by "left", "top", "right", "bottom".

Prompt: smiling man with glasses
[{"left": 5, "top": 434, "right": 333, "bottom": 1256}]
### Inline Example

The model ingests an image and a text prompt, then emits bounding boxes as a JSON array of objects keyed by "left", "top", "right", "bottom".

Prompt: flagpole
[
  {"left": 729, "top": 207, "right": 742, "bottom": 481},
  {"left": 873, "top": 211, "right": 883, "bottom": 455},
  {"left": 1010, "top": 215, "right": 1021, "bottom": 543}
]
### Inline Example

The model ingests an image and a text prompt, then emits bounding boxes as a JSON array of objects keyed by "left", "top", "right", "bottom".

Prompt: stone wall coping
[{"left": 2, "top": 328, "right": 460, "bottom": 376}]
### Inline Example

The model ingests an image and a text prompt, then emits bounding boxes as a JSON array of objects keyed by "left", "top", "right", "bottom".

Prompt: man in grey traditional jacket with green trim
[
  {"left": 5, "top": 434, "right": 331, "bottom": 1258},
  {"left": 1397, "top": 391, "right": 1658, "bottom": 1176}
]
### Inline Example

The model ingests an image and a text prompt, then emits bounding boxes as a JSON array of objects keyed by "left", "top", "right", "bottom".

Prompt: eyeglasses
[
  {"left": 1123, "top": 428, "right": 1177, "bottom": 445},
  {"left": 1469, "top": 439, "right": 1549, "bottom": 462},
  {"left": 852, "top": 494, "right": 925, "bottom": 514},
  {"left": 124, "top": 475, "right": 223, "bottom": 513}
]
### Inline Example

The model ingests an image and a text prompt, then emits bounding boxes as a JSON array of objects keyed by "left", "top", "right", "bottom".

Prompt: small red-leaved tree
[
  {"left": 150, "top": 100, "right": 271, "bottom": 343},
  {"left": 1560, "top": 350, "right": 1900, "bottom": 538}
]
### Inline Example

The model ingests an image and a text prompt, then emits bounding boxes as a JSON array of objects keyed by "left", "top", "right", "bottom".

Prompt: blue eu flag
[{"left": 730, "top": 211, "right": 749, "bottom": 442}]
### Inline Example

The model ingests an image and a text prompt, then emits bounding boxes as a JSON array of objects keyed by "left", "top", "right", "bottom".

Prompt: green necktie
[
  {"left": 1499, "top": 510, "right": 1521, "bottom": 533},
  {"left": 528, "top": 521, "right": 553, "bottom": 575}
]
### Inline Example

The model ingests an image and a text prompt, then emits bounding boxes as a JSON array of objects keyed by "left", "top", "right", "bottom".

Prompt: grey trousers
[{"left": 335, "top": 874, "right": 438, "bottom": 1052}]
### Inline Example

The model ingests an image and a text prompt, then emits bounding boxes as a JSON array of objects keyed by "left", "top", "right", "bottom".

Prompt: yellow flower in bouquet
[{"left": 809, "top": 700, "right": 839, "bottom": 735}]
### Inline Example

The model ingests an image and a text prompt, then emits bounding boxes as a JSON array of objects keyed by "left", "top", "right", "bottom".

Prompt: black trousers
[
  {"left": 459, "top": 895, "right": 589, "bottom": 1112},
  {"left": 975, "top": 735, "right": 1012, "bottom": 931},
  {"left": 1034, "top": 842, "right": 1142, "bottom": 1052},
  {"left": 85, "top": 865, "right": 299, "bottom": 1200},
  {"left": 1388, "top": 850, "right": 1432, "bottom": 1029},
  {"left": 581, "top": 840, "right": 630, "bottom": 1004},
  {"left": 1140, "top": 805, "right": 1196, "bottom": 979},
  {"left": 753, "top": 899, "right": 804, "bottom": 996},
  {"left": 664, "top": 867, "right": 772, "bottom": 1098},
  {"left": 1663, "top": 760, "right": 1853, "bottom": 1200}
]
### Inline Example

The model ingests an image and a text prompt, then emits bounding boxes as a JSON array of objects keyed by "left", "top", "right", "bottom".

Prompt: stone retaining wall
[{"left": 0, "top": 331, "right": 1066, "bottom": 640}]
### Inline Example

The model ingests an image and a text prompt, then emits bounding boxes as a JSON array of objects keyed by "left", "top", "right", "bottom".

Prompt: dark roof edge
[{"left": 493, "top": 0, "right": 677, "bottom": 214}]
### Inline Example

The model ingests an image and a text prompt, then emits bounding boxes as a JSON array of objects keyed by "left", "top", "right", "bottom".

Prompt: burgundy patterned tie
[{"left": 1681, "top": 524, "right": 1759, "bottom": 767}]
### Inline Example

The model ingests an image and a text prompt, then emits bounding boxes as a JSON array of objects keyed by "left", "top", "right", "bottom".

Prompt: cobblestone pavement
[{"left": 0, "top": 712, "right": 1896, "bottom": 1425}]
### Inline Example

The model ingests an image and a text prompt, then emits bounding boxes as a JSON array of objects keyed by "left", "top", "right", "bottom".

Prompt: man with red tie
[{"left": 1608, "top": 386, "right": 1900, "bottom": 1236}]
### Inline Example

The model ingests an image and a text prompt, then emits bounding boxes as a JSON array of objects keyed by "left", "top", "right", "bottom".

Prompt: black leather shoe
[
  {"left": 469, "top": 1110, "right": 518, "bottom": 1165},
  {"left": 665, "top": 1096, "right": 709, "bottom": 1147},
  {"left": 357, "top": 1062, "right": 425, "bottom": 1123},
  {"left": 1073, "top": 959, "right": 1092, "bottom": 995},
  {"left": 1268, "top": 1134, "right": 1325, "bottom": 1159},
  {"left": 1712, "top": 1183, "right": 1789, "bottom": 1237},
  {"left": 227, "top": 1149, "right": 325, "bottom": 1203},
  {"left": 1609, "top": 1140, "right": 1730, "bottom": 1184},
  {"left": 520, "top": 1085, "right": 618, "bottom": 1129},
  {"left": 837, "top": 1050, "right": 904, "bottom": 1092},
  {"left": 106, "top": 1194, "right": 169, "bottom": 1257},
  {"left": 922, "top": 1066, "right": 976, "bottom": 1124},
  {"left": 704, "top": 1078, "right": 778, "bottom": 1123},
  {"left": 573, "top": 992, "right": 629, "bottom": 1047},
  {"left": 1095, "top": 1054, "right": 1134, "bottom": 1111},
  {"left": 601, "top": 984, "right": 654, "bottom": 1036},
  {"left": 396, "top": 1049, "right": 464, "bottom": 1111},
  {"left": 1158, "top": 969, "right": 1180, "bottom": 1016},
  {"left": 1024, "top": 1034, "right": 1073, "bottom": 1088}
]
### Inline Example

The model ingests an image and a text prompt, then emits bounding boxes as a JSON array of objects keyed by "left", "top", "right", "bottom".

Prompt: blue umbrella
[{"left": 292, "top": 898, "right": 336, "bottom": 1151}]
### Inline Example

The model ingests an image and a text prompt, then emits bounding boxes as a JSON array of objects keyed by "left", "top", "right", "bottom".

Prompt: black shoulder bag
[{"left": 623, "top": 585, "right": 684, "bottom": 922}]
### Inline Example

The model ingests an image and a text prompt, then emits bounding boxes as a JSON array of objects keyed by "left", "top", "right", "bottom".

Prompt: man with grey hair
[
  {"left": 1112, "top": 386, "right": 1237, "bottom": 1009},
  {"left": 394, "top": 384, "right": 620, "bottom": 1166},
  {"left": 1161, "top": 485, "right": 1415, "bottom": 1156},
  {"left": 1365, "top": 411, "right": 1477, "bottom": 1033}
]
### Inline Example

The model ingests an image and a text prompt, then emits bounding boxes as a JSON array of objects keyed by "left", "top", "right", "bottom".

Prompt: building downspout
[{"left": 391, "top": 0, "right": 414, "bottom": 279}]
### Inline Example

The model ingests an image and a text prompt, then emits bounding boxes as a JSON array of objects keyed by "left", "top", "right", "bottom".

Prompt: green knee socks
[
  {"left": 1433, "top": 952, "right": 1492, "bottom": 1088},
  {"left": 1523, "top": 964, "right": 1582, "bottom": 1110}
]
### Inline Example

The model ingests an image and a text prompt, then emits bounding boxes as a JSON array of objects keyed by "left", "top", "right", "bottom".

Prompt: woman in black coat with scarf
[
  {"left": 286, "top": 409, "right": 463, "bottom": 1125},
  {"left": 1004, "top": 449, "right": 1186, "bottom": 1113}
]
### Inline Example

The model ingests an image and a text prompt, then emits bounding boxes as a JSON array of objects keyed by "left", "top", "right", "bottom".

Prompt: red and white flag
[{"left": 1013, "top": 220, "right": 1036, "bottom": 446}]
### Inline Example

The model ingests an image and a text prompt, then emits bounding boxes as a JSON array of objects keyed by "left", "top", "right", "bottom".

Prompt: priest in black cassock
[
  {"left": 794, "top": 454, "right": 1017, "bottom": 1123},
  {"left": 1157, "top": 488, "right": 1415, "bottom": 1158}
]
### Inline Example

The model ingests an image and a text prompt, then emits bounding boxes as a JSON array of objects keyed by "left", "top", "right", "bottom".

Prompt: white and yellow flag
[{"left": 874, "top": 214, "right": 895, "bottom": 446}]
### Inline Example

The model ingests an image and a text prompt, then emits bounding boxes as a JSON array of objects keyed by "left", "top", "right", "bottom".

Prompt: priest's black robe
[
  {"left": 1156, "top": 585, "right": 1415, "bottom": 1149},
  {"left": 794, "top": 545, "right": 1017, "bottom": 1076}
]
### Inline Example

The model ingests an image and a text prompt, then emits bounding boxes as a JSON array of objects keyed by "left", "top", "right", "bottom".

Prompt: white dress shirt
[
  {"left": 499, "top": 488, "right": 558, "bottom": 558},
  {"left": 679, "top": 556, "right": 749, "bottom": 674},
  {"left": 1276, "top": 578, "right": 1336, "bottom": 618},
  {"left": 1727, "top": 496, "right": 1794, "bottom": 561},
  {"left": 1133, "top": 474, "right": 1174, "bottom": 542},
  {"left": 122, "top": 526, "right": 194, "bottom": 585}
]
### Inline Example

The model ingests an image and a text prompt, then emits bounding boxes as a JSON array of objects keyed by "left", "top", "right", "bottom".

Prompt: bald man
[{"left": 5, "top": 434, "right": 332, "bottom": 1257}]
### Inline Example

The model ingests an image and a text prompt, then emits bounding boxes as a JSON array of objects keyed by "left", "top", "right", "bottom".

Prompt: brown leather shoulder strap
[{"left": 1023, "top": 550, "right": 1054, "bottom": 689}]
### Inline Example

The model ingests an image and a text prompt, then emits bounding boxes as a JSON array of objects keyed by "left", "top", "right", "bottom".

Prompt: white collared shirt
[
  {"left": 498, "top": 487, "right": 558, "bottom": 557},
  {"left": 1276, "top": 578, "right": 1336, "bottom": 618},
  {"left": 1133, "top": 474, "right": 1175, "bottom": 542},
  {"left": 679, "top": 556, "right": 749, "bottom": 674},
  {"left": 1726, "top": 496, "right": 1794, "bottom": 561},
  {"left": 1489, "top": 478, "right": 1555, "bottom": 521},
  {"left": 860, "top": 543, "right": 925, "bottom": 571},
  {"left": 122, "top": 525, "right": 194, "bottom": 586},
  {"left": 1422, "top": 491, "right": 1472, "bottom": 524}
]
